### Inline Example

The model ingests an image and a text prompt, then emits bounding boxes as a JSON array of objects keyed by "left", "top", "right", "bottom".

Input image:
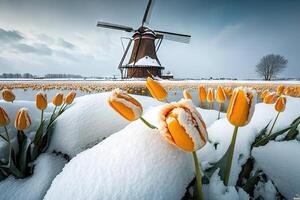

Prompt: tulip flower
[
  {"left": 146, "top": 77, "right": 168, "bottom": 102},
  {"left": 198, "top": 85, "right": 207, "bottom": 107},
  {"left": 263, "top": 92, "right": 277, "bottom": 104},
  {"left": 108, "top": 89, "right": 155, "bottom": 129},
  {"left": 225, "top": 87, "right": 255, "bottom": 186},
  {"left": 216, "top": 86, "right": 226, "bottom": 119},
  {"left": 207, "top": 88, "right": 214, "bottom": 109},
  {"left": 268, "top": 96, "right": 286, "bottom": 136},
  {"left": 65, "top": 91, "right": 76, "bottom": 105},
  {"left": 276, "top": 85, "right": 285, "bottom": 95},
  {"left": 159, "top": 100, "right": 207, "bottom": 200},
  {"left": 2, "top": 89, "right": 15, "bottom": 103},
  {"left": 36, "top": 92, "right": 47, "bottom": 123},
  {"left": 0, "top": 106, "right": 10, "bottom": 127},
  {"left": 52, "top": 93, "right": 63, "bottom": 107},
  {"left": 183, "top": 89, "right": 192, "bottom": 100},
  {"left": 260, "top": 90, "right": 269, "bottom": 100},
  {"left": 15, "top": 108, "right": 31, "bottom": 131}
]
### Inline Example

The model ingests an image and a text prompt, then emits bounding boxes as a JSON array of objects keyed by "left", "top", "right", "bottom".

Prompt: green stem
[
  {"left": 41, "top": 110, "right": 44, "bottom": 124},
  {"left": 140, "top": 116, "right": 157, "bottom": 129},
  {"left": 217, "top": 103, "right": 222, "bottom": 120},
  {"left": 4, "top": 126, "right": 12, "bottom": 165},
  {"left": 192, "top": 151, "right": 204, "bottom": 200},
  {"left": 267, "top": 112, "right": 280, "bottom": 136},
  {"left": 58, "top": 103, "right": 65, "bottom": 114},
  {"left": 224, "top": 126, "right": 239, "bottom": 186}
]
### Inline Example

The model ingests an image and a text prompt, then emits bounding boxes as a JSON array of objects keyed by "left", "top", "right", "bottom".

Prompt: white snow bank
[
  {"left": 44, "top": 120, "right": 194, "bottom": 200},
  {"left": 128, "top": 56, "right": 160, "bottom": 67},
  {"left": 0, "top": 153, "right": 66, "bottom": 200},
  {"left": 252, "top": 141, "right": 300, "bottom": 199},
  {"left": 48, "top": 92, "right": 162, "bottom": 157}
]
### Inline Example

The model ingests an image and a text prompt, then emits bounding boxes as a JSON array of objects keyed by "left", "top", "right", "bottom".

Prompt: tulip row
[
  {"left": 107, "top": 77, "right": 294, "bottom": 199},
  {"left": 0, "top": 90, "right": 76, "bottom": 180}
]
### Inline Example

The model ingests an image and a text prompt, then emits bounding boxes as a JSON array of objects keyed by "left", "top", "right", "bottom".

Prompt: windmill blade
[
  {"left": 97, "top": 21, "right": 134, "bottom": 32},
  {"left": 142, "top": 0, "right": 155, "bottom": 25},
  {"left": 154, "top": 30, "right": 191, "bottom": 43}
]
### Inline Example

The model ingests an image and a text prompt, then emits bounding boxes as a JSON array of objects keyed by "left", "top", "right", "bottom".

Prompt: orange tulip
[
  {"left": 227, "top": 87, "right": 255, "bottom": 127},
  {"left": 198, "top": 85, "right": 207, "bottom": 102},
  {"left": 207, "top": 88, "right": 214, "bottom": 103},
  {"left": 275, "top": 95, "right": 286, "bottom": 112},
  {"left": 65, "top": 91, "right": 76, "bottom": 105},
  {"left": 146, "top": 77, "right": 168, "bottom": 101},
  {"left": 263, "top": 92, "right": 277, "bottom": 104},
  {"left": 260, "top": 90, "right": 269, "bottom": 99},
  {"left": 183, "top": 89, "right": 192, "bottom": 100},
  {"left": 36, "top": 92, "right": 47, "bottom": 110},
  {"left": 2, "top": 89, "right": 15, "bottom": 102},
  {"left": 52, "top": 93, "right": 63, "bottom": 106},
  {"left": 216, "top": 85, "right": 226, "bottom": 103},
  {"left": 159, "top": 100, "right": 208, "bottom": 152},
  {"left": 0, "top": 107, "right": 10, "bottom": 126},
  {"left": 297, "top": 87, "right": 300, "bottom": 97},
  {"left": 15, "top": 108, "right": 31, "bottom": 130},
  {"left": 108, "top": 89, "right": 143, "bottom": 121},
  {"left": 276, "top": 85, "right": 285, "bottom": 95}
]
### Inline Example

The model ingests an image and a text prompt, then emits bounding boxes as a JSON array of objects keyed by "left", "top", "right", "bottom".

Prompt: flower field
[{"left": 0, "top": 79, "right": 300, "bottom": 200}]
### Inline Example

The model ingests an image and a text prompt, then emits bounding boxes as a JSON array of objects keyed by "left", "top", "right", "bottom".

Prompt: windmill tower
[{"left": 97, "top": 0, "right": 191, "bottom": 79}]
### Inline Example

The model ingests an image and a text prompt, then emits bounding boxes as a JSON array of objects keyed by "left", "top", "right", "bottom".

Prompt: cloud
[
  {"left": 13, "top": 43, "right": 53, "bottom": 56},
  {"left": 57, "top": 38, "right": 75, "bottom": 49},
  {"left": 0, "top": 28, "right": 24, "bottom": 43}
]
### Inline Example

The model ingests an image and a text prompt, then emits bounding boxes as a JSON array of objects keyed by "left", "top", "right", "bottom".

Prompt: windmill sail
[
  {"left": 154, "top": 30, "right": 191, "bottom": 43},
  {"left": 142, "top": 0, "right": 155, "bottom": 25},
  {"left": 97, "top": 21, "right": 134, "bottom": 32}
]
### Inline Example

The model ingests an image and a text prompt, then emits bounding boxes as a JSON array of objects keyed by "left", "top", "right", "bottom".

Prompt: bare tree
[{"left": 256, "top": 54, "right": 288, "bottom": 80}]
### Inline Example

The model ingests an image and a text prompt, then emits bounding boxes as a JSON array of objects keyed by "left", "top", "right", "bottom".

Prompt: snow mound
[
  {"left": 44, "top": 120, "right": 194, "bottom": 200},
  {"left": 252, "top": 141, "right": 300, "bottom": 200},
  {"left": 48, "top": 92, "right": 161, "bottom": 157},
  {"left": 0, "top": 153, "right": 66, "bottom": 200}
]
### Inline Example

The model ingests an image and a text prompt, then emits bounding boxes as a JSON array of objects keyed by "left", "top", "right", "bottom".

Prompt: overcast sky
[{"left": 0, "top": 0, "right": 300, "bottom": 79}]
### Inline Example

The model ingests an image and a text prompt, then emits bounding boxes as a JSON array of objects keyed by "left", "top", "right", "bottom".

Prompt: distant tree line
[{"left": 0, "top": 73, "right": 83, "bottom": 79}]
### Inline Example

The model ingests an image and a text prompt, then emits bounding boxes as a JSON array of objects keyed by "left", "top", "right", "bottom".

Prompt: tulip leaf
[
  {"left": 18, "top": 138, "right": 31, "bottom": 174},
  {"left": 251, "top": 122, "right": 271, "bottom": 150},
  {"left": 242, "top": 170, "right": 262, "bottom": 195}
]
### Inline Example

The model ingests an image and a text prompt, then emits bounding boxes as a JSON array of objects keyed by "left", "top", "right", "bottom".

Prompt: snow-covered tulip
[
  {"left": 276, "top": 85, "right": 285, "bottom": 95},
  {"left": 183, "top": 89, "right": 192, "bottom": 100},
  {"left": 0, "top": 107, "right": 10, "bottom": 127},
  {"left": 159, "top": 100, "right": 207, "bottom": 199},
  {"left": 108, "top": 89, "right": 143, "bottom": 121},
  {"left": 36, "top": 92, "right": 47, "bottom": 110},
  {"left": 268, "top": 96, "right": 287, "bottom": 136},
  {"left": 224, "top": 87, "right": 255, "bottom": 186},
  {"left": 146, "top": 77, "right": 168, "bottom": 102},
  {"left": 52, "top": 93, "right": 63, "bottom": 106},
  {"left": 198, "top": 85, "right": 207, "bottom": 106},
  {"left": 2, "top": 89, "right": 15, "bottom": 103},
  {"left": 263, "top": 92, "right": 277, "bottom": 104},
  {"left": 65, "top": 91, "right": 76, "bottom": 105},
  {"left": 207, "top": 88, "right": 214, "bottom": 109},
  {"left": 15, "top": 108, "right": 31, "bottom": 131}
]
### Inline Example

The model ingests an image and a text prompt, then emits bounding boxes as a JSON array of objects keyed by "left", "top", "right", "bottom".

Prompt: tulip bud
[
  {"left": 215, "top": 85, "right": 226, "bottom": 103},
  {"left": 263, "top": 92, "right": 277, "bottom": 104},
  {"left": 0, "top": 107, "right": 10, "bottom": 126},
  {"left": 227, "top": 87, "right": 255, "bottom": 127},
  {"left": 2, "top": 89, "right": 15, "bottom": 102},
  {"left": 146, "top": 77, "right": 168, "bottom": 101},
  {"left": 108, "top": 89, "right": 143, "bottom": 121},
  {"left": 275, "top": 96, "right": 286, "bottom": 112},
  {"left": 52, "top": 93, "right": 63, "bottom": 106},
  {"left": 276, "top": 85, "right": 285, "bottom": 95},
  {"left": 183, "top": 89, "right": 192, "bottom": 100},
  {"left": 260, "top": 90, "right": 269, "bottom": 99},
  {"left": 15, "top": 108, "right": 31, "bottom": 130},
  {"left": 65, "top": 91, "right": 76, "bottom": 105},
  {"left": 36, "top": 92, "right": 47, "bottom": 110},
  {"left": 198, "top": 85, "right": 207, "bottom": 102},
  {"left": 207, "top": 88, "right": 214, "bottom": 103},
  {"left": 159, "top": 100, "right": 208, "bottom": 152}
]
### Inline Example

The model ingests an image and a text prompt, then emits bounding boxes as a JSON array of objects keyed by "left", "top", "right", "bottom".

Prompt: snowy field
[{"left": 0, "top": 80, "right": 300, "bottom": 200}]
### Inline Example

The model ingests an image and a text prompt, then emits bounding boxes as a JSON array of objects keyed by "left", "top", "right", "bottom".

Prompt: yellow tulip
[
  {"left": 0, "top": 107, "right": 10, "bottom": 126},
  {"left": 276, "top": 85, "right": 285, "bottom": 95},
  {"left": 216, "top": 85, "right": 226, "bottom": 103},
  {"left": 146, "top": 77, "right": 168, "bottom": 102},
  {"left": 15, "top": 108, "right": 31, "bottom": 130},
  {"left": 227, "top": 87, "right": 255, "bottom": 127},
  {"left": 2, "top": 89, "right": 15, "bottom": 102},
  {"left": 207, "top": 88, "right": 214, "bottom": 103},
  {"left": 65, "top": 91, "right": 76, "bottom": 105},
  {"left": 52, "top": 93, "right": 63, "bottom": 106},
  {"left": 198, "top": 85, "right": 207, "bottom": 102},
  {"left": 275, "top": 95, "right": 286, "bottom": 112},
  {"left": 260, "top": 90, "right": 269, "bottom": 99},
  {"left": 183, "top": 89, "right": 192, "bottom": 100},
  {"left": 263, "top": 92, "right": 277, "bottom": 104},
  {"left": 297, "top": 87, "right": 300, "bottom": 97},
  {"left": 36, "top": 92, "right": 47, "bottom": 110},
  {"left": 159, "top": 100, "right": 207, "bottom": 152},
  {"left": 108, "top": 89, "right": 143, "bottom": 121}
]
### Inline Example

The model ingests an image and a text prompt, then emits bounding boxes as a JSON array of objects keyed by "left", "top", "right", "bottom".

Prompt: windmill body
[{"left": 97, "top": 0, "right": 191, "bottom": 79}]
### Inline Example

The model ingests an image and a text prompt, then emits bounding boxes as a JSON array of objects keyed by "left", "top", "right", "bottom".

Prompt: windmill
[{"left": 96, "top": 0, "right": 191, "bottom": 79}]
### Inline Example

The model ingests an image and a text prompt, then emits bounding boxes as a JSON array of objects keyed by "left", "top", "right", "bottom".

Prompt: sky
[{"left": 0, "top": 0, "right": 300, "bottom": 79}]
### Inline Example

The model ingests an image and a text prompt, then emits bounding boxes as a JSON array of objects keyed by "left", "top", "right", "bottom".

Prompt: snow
[
  {"left": 253, "top": 180, "right": 277, "bottom": 200},
  {"left": 0, "top": 153, "right": 66, "bottom": 200},
  {"left": 48, "top": 92, "right": 162, "bottom": 157},
  {"left": 252, "top": 141, "right": 300, "bottom": 199},
  {"left": 128, "top": 56, "right": 160, "bottom": 67},
  {"left": 44, "top": 119, "right": 194, "bottom": 200}
]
